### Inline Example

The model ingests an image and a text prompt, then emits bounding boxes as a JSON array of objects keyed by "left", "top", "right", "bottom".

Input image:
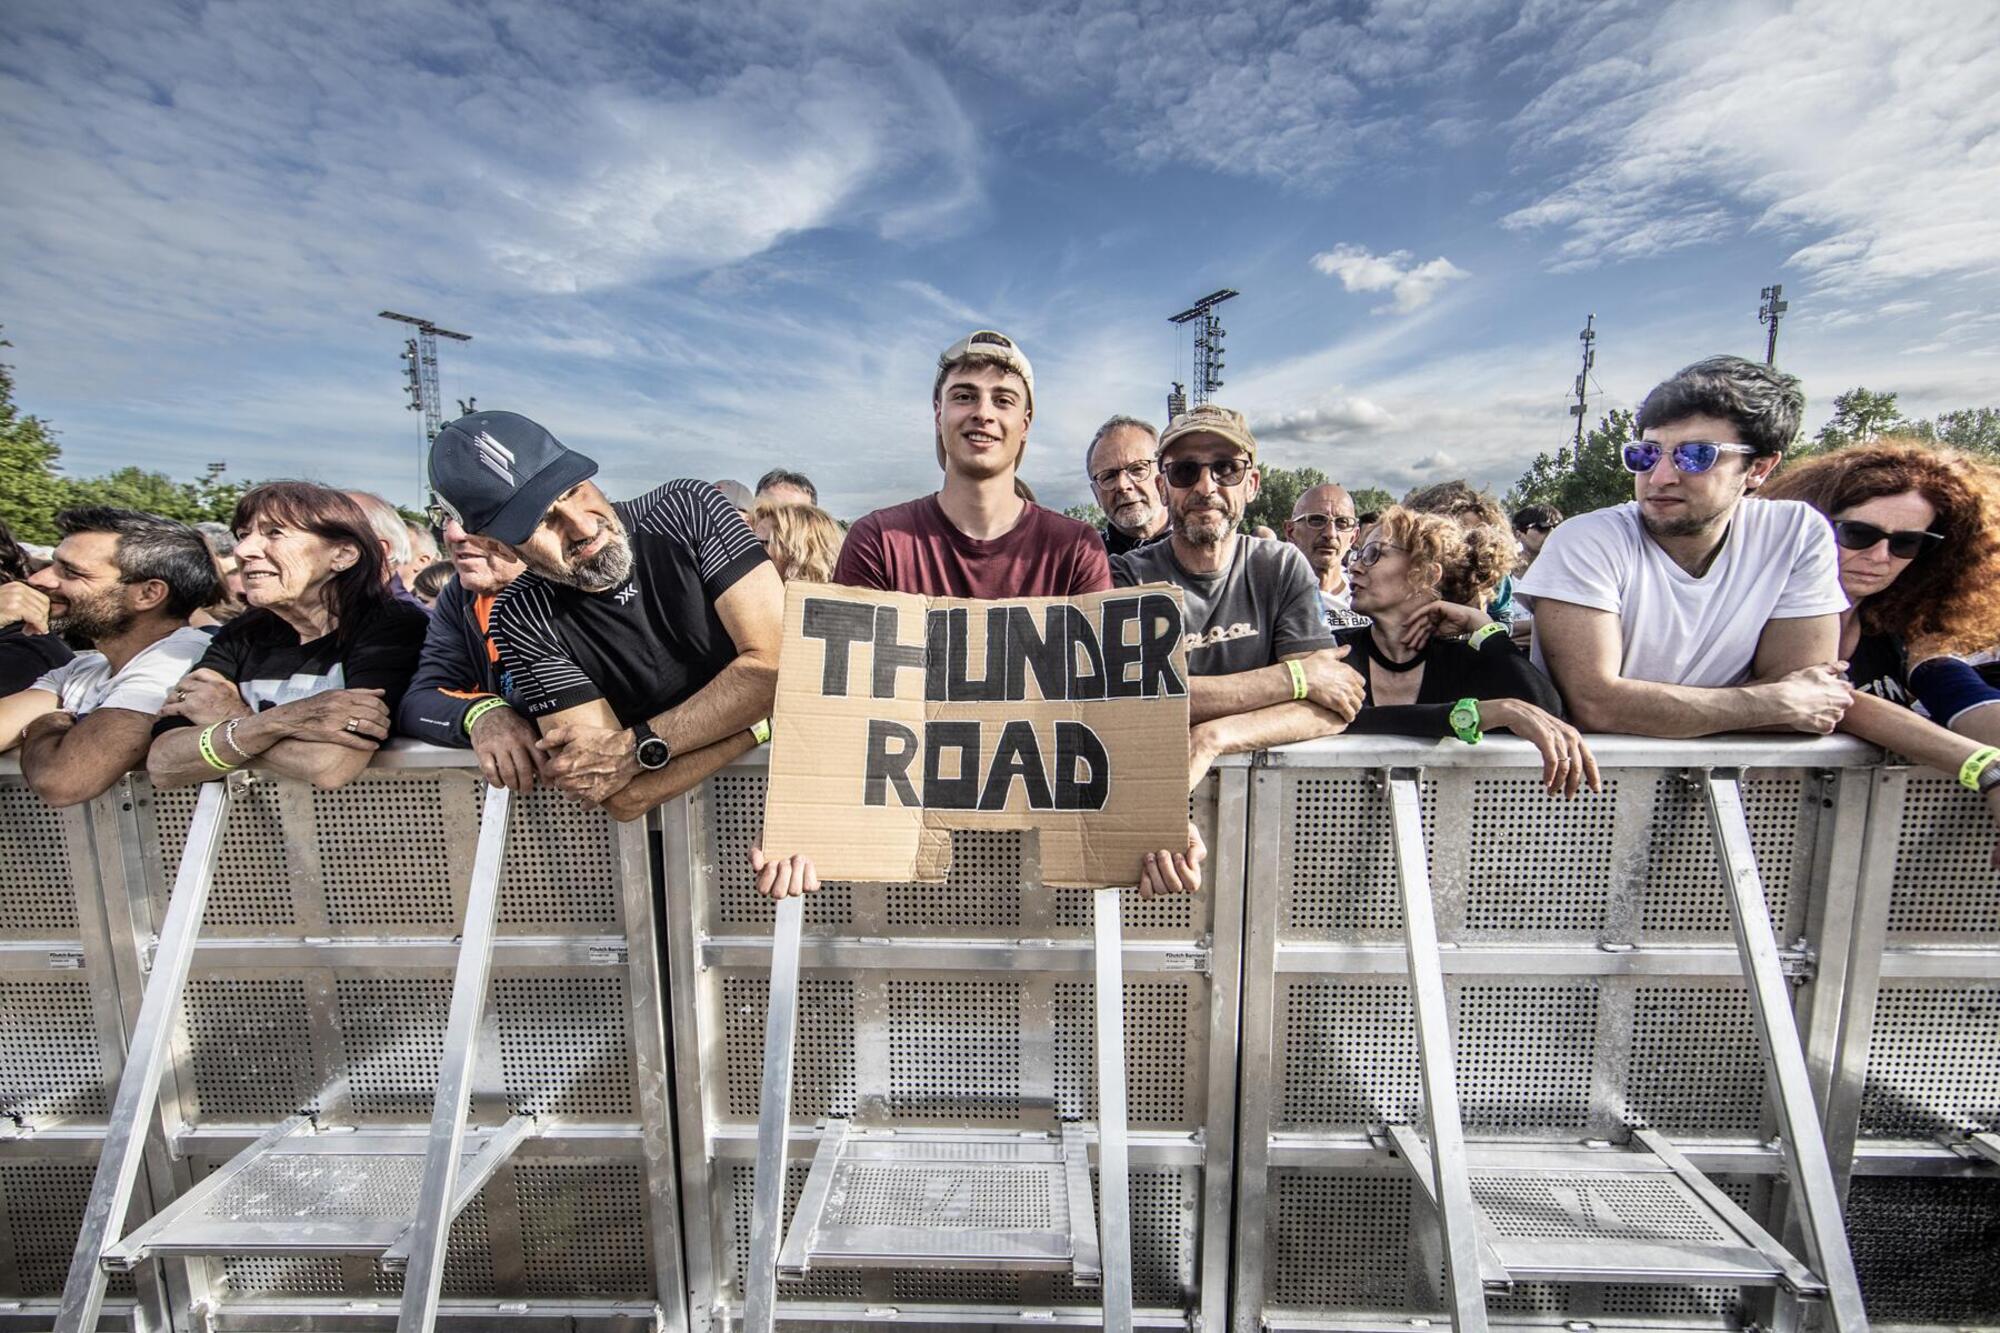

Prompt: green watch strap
[{"left": 1449, "top": 697, "right": 1482, "bottom": 745}]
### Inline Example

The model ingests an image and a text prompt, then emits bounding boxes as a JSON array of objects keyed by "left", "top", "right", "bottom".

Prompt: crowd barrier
[{"left": 1, "top": 735, "right": 1995, "bottom": 1332}]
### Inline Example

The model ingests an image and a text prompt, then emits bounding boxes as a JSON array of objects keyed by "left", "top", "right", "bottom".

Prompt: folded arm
[{"left": 20, "top": 707, "right": 155, "bottom": 806}]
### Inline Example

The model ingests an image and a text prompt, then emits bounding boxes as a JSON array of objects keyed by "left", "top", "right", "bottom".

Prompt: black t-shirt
[
  {"left": 155, "top": 598, "right": 429, "bottom": 731},
  {"left": 1343, "top": 629, "right": 1565, "bottom": 738},
  {"left": 1, "top": 622, "right": 73, "bottom": 696},
  {"left": 489, "top": 480, "right": 769, "bottom": 727},
  {"left": 1847, "top": 632, "right": 1911, "bottom": 707}
]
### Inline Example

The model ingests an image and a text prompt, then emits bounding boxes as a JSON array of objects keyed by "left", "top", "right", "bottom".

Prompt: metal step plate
[{"left": 779, "top": 1122, "right": 1100, "bottom": 1278}]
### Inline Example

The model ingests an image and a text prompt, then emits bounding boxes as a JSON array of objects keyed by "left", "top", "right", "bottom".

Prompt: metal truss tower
[
  {"left": 379, "top": 310, "right": 472, "bottom": 501},
  {"left": 1568, "top": 313, "right": 1597, "bottom": 448},
  {"left": 1169, "top": 289, "right": 1239, "bottom": 410}
]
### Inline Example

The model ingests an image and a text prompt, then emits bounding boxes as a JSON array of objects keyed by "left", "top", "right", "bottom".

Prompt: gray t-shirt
[{"left": 1112, "top": 535, "right": 1336, "bottom": 676}]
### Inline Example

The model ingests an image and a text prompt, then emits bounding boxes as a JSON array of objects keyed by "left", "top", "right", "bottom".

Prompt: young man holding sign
[{"left": 1111, "top": 405, "right": 1367, "bottom": 786}]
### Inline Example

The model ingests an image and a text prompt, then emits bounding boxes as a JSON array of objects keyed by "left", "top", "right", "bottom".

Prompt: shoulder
[
  {"left": 354, "top": 598, "right": 431, "bottom": 646},
  {"left": 630, "top": 478, "right": 736, "bottom": 526},
  {"left": 1742, "top": 496, "right": 1830, "bottom": 545},
  {"left": 1026, "top": 503, "right": 1101, "bottom": 545},
  {"left": 1519, "top": 506, "right": 1637, "bottom": 579},
  {"left": 851, "top": 496, "right": 933, "bottom": 537},
  {"left": 151, "top": 627, "right": 215, "bottom": 668},
  {"left": 1111, "top": 541, "right": 1173, "bottom": 584},
  {"left": 207, "top": 608, "right": 280, "bottom": 648},
  {"left": 491, "top": 571, "right": 556, "bottom": 622}
]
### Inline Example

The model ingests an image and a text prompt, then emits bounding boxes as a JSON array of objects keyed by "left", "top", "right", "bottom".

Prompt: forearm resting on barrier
[
  {"left": 1188, "top": 648, "right": 1358, "bottom": 725},
  {"left": 600, "top": 729, "right": 760, "bottom": 822},
  {"left": 1838, "top": 690, "right": 2000, "bottom": 864},
  {"left": 1189, "top": 700, "right": 1347, "bottom": 790},
  {"left": 147, "top": 692, "right": 389, "bottom": 790}
]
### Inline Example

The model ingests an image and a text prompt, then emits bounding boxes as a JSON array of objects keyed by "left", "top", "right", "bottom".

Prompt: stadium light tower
[
  {"left": 1759, "top": 283, "right": 1789, "bottom": 366},
  {"left": 1568, "top": 314, "right": 1596, "bottom": 448},
  {"left": 379, "top": 310, "right": 472, "bottom": 502},
  {"left": 1168, "top": 289, "right": 1239, "bottom": 409}
]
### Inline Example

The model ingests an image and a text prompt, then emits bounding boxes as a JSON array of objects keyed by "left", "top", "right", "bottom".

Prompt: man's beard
[
  {"left": 567, "top": 536, "right": 634, "bottom": 593},
  {"left": 1109, "top": 497, "right": 1160, "bottom": 537},
  {"left": 1640, "top": 497, "right": 1730, "bottom": 540},
  {"left": 51, "top": 588, "right": 135, "bottom": 642},
  {"left": 1175, "top": 498, "right": 1238, "bottom": 548}
]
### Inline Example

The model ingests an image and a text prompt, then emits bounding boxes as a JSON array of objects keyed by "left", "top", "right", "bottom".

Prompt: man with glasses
[
  {"left": 1284, "top": 483, "right": 1368, "bottom": 631},
  {"left": 1112, "top": 405, "right": 1366, "bottom": 793},
  {"left": 1511, "top": 504, "right": 1562, "bottom": 572},
  {"left": 1085, "top": 415, "right": 1170, "bottom": 554},
  {"left": 1518, "top": 355, "right": 1852, "bottom": 737}
]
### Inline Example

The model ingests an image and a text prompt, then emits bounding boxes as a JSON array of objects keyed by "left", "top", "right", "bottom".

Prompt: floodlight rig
[
  {"left": 1759, "top": 284, "right": 1789, "bottom": 366},
  {"left": 1168, "top": 289, "right": 1239, "bottom": 409},
  {"left": 1568, "top": 314, "right": 1596, "bottom": 448},
  {"left": 379, "top": 310, "right": 472, "bottom": 502}
]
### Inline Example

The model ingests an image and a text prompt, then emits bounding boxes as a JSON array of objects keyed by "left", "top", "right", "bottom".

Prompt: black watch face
[{"left": 637, "top": 736, "right": 671, "bottom": 770}]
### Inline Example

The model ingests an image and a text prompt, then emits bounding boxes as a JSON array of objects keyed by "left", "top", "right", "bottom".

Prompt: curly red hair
[{"left": 1760, "top": 439, "right": 2000, "bottom": 655}]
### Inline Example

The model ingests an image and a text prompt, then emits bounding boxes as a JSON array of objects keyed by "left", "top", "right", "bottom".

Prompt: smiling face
[
  {"left": 513, "top": 481, "right": 631, "bottom": 592},
  {"left": 27, "top": 530, "right": 144, "bottom": 639},
  {"left": 233, "top": 511, "right": 358, "bottom": 612},
  {"left": 935, "top": 362, "right": 1031, "bottom": 482},
  {"left": 1634, "top": 412, "right": 1779, "bottom": 540},
  {"left": 1833, "top": 489, "right": 1938, "bottom": 604},
  {"left": 442, "top": 517, "right": 527, "bottom": 597}
]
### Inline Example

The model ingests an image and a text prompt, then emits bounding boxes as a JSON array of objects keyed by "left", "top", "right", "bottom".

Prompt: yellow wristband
[
  {"left": 197, "top": 723, "right": 239, "bottom": 772},
  {"left": 462, "top": 696, "right": 510, "bottom": 737},
  {"left": 1468, "top": 622, "right": 1507, "bottom": 650},
  {"left": 1285, "top": 658, "right": 1308, "bottom": 701},
  {"left": 750, "top": 718, "right": 772, "bottom": 746},
  {"left": 1958, "top": 746, "right": 2000, "bottom": 791}
]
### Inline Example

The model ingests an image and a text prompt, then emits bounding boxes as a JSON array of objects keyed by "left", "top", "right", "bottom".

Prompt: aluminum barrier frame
[
  {"left": 1230, "top": 734, "right": 1886, "bottom": 1333},
  {"left": 1, "top": 747, "right": 684, "bottom": 1332},
  {"left": 657, "top": 747, "right": 1248, "bottom": 1333}
]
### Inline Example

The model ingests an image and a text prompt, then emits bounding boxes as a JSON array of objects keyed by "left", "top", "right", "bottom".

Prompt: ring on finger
[{"left": 344, "top": 717, "right": 360, "bottom": 733}]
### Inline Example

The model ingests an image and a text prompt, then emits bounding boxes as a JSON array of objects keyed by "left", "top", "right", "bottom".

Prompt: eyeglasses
[
  {"left": 1090, "top": 460, "right": 1157, "bottom": 490},
  {"left": 1161, "top": 457, "right": 1251, "bottom": 488},
  {"left": 1831, "top": 518, "right": 1943, "bottom": 560},
  {"left": 1621, "top": 440, "right": 1759, "bottom": 474},
  {"left": 1344, "top": 540, "right": 1404, "bottom": 569},
  {"left": 1518, "top": 521, "right": 1556, "bottom": 534},
  {"left": 1291, "top": 513, "right": 1360, "bottom": 533},
  {"left": 424, "top": 501, "right": 454, "bottom": 531}
]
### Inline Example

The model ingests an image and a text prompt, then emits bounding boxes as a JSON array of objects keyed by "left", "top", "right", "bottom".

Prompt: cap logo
[{"left": 471, "top": 430, "right": 517, "bottom": 483}]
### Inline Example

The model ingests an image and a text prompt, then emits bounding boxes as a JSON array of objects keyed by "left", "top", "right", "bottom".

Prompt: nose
[
  {"left": 234, "top": 531, "right": 265, "bottom": 560},
  {"left": 27, "top": 564, "right": 57, "bottom": 591},
  {"left": 549, "top": 501, "right": 595, "bottom": 542},
  {"left": 1646, "top": 452, "right": 1680, "bottom": 486},
  {"left": 443, "top": 518, "right": 468, "bottom": 543}
]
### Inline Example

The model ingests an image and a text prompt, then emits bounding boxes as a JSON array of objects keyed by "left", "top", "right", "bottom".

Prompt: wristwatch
[
  {"left": 632, "top": 720, "right": 672, "bottom": 771},
  {"left": 1448, "top": 697, "right": 1482, "bottom": 745}
]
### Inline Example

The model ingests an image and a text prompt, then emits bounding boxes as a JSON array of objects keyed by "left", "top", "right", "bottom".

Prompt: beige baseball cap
[
  {"left": 933, "top": 330, "right": 1035, "bottom": 412},
  {"left": 1157, "top": 403, "right": 1257, "bottom": 461}
]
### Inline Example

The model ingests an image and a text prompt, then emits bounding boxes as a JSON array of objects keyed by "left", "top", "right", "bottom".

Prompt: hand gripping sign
[{"left": 758, "top": 582, "right": 1192, "bottom": 888}]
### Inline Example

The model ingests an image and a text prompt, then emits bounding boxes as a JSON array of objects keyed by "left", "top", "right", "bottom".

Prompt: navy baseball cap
[{"left": 429, "top": 411, "right": 599, "bottom": 546}]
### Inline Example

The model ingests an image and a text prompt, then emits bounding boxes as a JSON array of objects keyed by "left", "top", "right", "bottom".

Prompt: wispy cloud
[
  {"left": 1500, "top": 1, "right": 2000, "bottom": 293},
  {"left": 1311, "top": 244, "right": 1470, "bottom": 313}
]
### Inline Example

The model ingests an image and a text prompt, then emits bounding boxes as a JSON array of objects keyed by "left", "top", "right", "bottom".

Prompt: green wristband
[
  {"left": 462, "top": 696, "right": 510, "bottom": 737},
  {"left": 1467, "top": 622, "right": 1507, "bottom": 650},
  {"left": 1958, "top": 745, "right": 2000, "bottom": 791},
  {"left": 1286, "top": 658, "right": 1308, "bottom": 701},
  {"left": 198, "top": 722, "right": 239, "bottom": 772},
  {"left": 750, "top": 718, "right": 772, "bottom": 746}
]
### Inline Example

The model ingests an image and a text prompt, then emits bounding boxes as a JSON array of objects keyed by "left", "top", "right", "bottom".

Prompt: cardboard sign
[{"left": 759, "top": 581, "right": 1192, "bottom": 888}]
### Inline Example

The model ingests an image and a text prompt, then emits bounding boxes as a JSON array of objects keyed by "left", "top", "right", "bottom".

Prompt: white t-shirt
[
  {"left": 28, "top": 626, "right": 213, "bottom": 716},
  {"left": 1515, "top": 499, "right": 1846, "bottom": 687}
]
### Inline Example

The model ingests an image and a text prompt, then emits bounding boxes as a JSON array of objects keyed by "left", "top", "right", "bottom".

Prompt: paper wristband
[
  {"left": 198, "top": 723, "right": 238, "bottom": 772},
  {"left": 1958, "top": 745, "right": 2000, "bottom": 791},
  {"left": 1468, "top": 622, "right": 1507, "bottom": 650},
  {"left": 751, "top": 718, "right": 772, "bottom": 746},
  {"left": 462, "top": 696, "right": 510, "bottom": 736},
  {"left": 1286, "top": 658, "right": 1308, "bottom": 701}
]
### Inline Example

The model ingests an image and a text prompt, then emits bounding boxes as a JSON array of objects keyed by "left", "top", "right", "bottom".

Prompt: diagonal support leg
[
  {"left": 397, "top": 784, "right": 513, "bottom": 1332},
  {"left": 743, "top": 892, "right": 805, "bottom": 1333},
  {"left": 1387, "top": 768, "right": 1490, "bottom": 1333},
  {"left": 57, "top": 779, "right": 235, "bottom": 1333},
  {"left": 1093, "top": 887, "right": 1133, "bottom": 1333},
  {"left": 1701, "top": 769, "right": 1870, "bottom": 1333}
]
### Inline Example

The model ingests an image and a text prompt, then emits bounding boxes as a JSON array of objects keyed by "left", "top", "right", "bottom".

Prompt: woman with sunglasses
[
  {"left": 1761, "top": 440, "right": 2000, "bottom": 747},
  {"left": 1341, "top": 506, "right": 1600, "bottom": 796}
]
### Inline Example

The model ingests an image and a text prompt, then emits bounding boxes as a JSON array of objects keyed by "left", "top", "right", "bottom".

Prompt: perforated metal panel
[
  {"left": 1047, "top": 1169, "right": 1196, "bottom": 1307},
  {"left": 1268, "top": 1173, "right": 1415, "bottom": 1308},
  {"left": 1285, "top": 775, "right": 1435, "bottom": 936},
  {"left": 1053, "top": 978, "right": 1197, "bottom": 1126},
  {"left": 499, "top": 787, "right": 619, "bottom": 927},
  {"left": 727, "top": 1160, "right": 865, "bottom": 1301},
  {"left": 1465, "top": 778, "right": 1619, "bottom": 934},
  {"left": 3, "top": 1161, "right": 133, "bottom": 1295},
  {"left": 721, "top": 974, "right": 857, "bottom": 1119},
  {"left": 1859, "top": 983, "right": 2000, "bottom": 1136},
  {"left": 1641, "top": 774, "right": 1803, "bottom": 937},
  {"left": 495, "top": 973, "right": 634, "bottom": 1116},
  {"left": 181, "top": 975, "right": 319, "bottom": 1117},
  {"left": 1471, "top": 1172, "right": 1729, "bottom": 1242},
  {"left": 315, "top": 777, "right": 457, "bottom": 926},
  {"left": 150, "top": 781, "right": 297, "bottom": 929},
  {"left": 0, "top": 976, "right": 107, "bottom": 1116},
  {"left": 516, "top": 1161, "right": 653, "bottom": 1295},
  {"left": 889, "top": 978, "right": 1022, "bottom": 1120},
  {"left": 1625, "top": 983, "right": 1765, "bottom": 1134},
  {"left": 0, "top": 785, "right": 79, "bottom": 936},
  {"left": 1888, "top": 773, "right": 2000, "bottom": 938},
  {"left": 709, "top": 774, "right": 855, "bottom": 930}
]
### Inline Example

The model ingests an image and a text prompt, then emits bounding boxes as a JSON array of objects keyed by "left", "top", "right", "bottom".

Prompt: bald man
[{"left": 1285, "top": 484, "right": 1368, "bottom": 631}]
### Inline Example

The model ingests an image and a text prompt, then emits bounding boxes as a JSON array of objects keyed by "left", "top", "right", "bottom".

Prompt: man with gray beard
[
  {"left": 1110, "top": 405, "right": 1365, "bottom": 791},
  {"left": 1085, "top": 415, "right": 1170, "bottom": 554},
  {"left": 428, "top": 410, "right": 787, "bottom": 820}
]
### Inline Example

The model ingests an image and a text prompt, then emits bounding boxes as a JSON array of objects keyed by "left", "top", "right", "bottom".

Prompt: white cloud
[
  {"left": 1250, "top": 399, "right": 1396, "bottom": 444},
  {"left": 1311, "top": 244, "right": 1470, "bottom": 313},
  {"left": 1500, "top": 1, "right": 2000, "bottom": 293}
]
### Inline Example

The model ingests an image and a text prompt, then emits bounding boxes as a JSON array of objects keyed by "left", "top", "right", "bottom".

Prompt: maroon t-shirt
[{"left": 833, "top": 494, "right": 1113, "bottom": 597}]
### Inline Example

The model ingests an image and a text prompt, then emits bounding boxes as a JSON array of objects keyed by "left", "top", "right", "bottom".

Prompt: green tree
[
  {"left": 61, "top": 461, "right": 249, "bottom": 525},
  {"left": 0, "top": 333, "right": 69, "bottom": 545},
  {"left": 1899, "top": 407, "right": 2000, "bottom": 457},
  {"left": 1062, "top": 502, "right": 1106, "bottom": 528},
  {"left": 1243, "top": 463, "right": 1331, "bottom": 532},
  {"left": 1348, "top": 486, "right": 1395, "bottom": 516},
  {"left": 1508, "top": 408, "right": 1636, "bottom": 517},
  {"left": 1810, "top": 388, "right": 1906, "bottom": 452}
]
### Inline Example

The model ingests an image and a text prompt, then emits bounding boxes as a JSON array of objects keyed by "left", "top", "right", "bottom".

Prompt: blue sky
[{"left": 3, "top": 0, "right": 1996, "bottom": 519}]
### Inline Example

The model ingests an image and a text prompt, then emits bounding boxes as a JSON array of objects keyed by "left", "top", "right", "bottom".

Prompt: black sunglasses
[
  {"left": 1518, "top": 521, "right": 1556, "bottom": 534},
  {"left": 1162, "top": 457, "right": 1251, "bottom": 488},
  {"left": 1831, "top": 518, "right": 1943, "bottom": 560}
]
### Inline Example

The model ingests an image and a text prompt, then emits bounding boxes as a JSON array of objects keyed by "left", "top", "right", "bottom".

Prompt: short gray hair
[
  {"left": 1084, "top": 415, "right": 1158, "bottom": 472},
  {"left": 345, "top": 491, "right": 413, "bottom": 566}
]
